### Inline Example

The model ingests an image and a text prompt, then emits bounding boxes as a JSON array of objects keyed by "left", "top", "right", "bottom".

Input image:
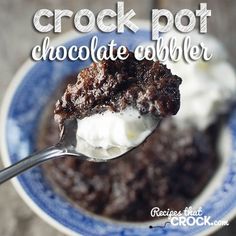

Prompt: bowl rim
[{"left": 1, "top": 19, "right": 236, "bottom": 236}]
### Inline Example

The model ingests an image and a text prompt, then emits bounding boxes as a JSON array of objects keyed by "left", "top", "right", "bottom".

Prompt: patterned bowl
[{"left": 1, "top": 21, "right": 236, "bottom": 236}]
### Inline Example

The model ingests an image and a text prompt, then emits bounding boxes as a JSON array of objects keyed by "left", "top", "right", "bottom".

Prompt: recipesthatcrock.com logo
[{"left": 149, "top": 207, "right": 229, "bottom": 228}]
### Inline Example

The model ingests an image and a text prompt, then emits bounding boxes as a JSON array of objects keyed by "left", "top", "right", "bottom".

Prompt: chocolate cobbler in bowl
[
  {"left": 39, "top": 104, "right": 218, "bottom": 222},
  {"left": 38, "top": 45, "right": 234, "bottom": 223}
]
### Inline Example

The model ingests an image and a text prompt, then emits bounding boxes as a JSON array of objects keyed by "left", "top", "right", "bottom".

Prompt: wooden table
[{"left": 0, "top": 0, "right": 235, "bottom": 235}]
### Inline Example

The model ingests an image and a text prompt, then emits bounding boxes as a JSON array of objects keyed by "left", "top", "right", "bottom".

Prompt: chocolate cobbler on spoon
[
  {"left": 54, "top": 50, "right": 181, "bottom": 158},
  {"left": 0, "top": 49, "right": 181, "bottom": 183}
]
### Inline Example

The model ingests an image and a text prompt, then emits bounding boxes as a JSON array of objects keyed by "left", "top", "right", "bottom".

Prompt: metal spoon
[{"left": 0, "top": 119, "right": 136, "bottom": 184}]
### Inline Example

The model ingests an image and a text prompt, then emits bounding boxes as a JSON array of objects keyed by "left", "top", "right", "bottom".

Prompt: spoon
[{"left": 0, "top": 119, "right": 135, "bottom": 184}]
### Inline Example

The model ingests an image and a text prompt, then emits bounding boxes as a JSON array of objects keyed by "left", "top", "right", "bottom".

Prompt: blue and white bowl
[{"left": 1, "top": 20, "right": 236, "bottom": 236}]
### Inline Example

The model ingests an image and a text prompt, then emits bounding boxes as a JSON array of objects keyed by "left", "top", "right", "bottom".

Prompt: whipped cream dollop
[
  {"left": 163, "top": 31, "right": 236, "bottom": 130},
  {"left": 76, "top": 107, "right": 159, "bottom": 149}
]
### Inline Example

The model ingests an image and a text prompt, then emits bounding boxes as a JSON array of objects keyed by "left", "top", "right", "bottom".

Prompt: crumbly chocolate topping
[
  {"left": 54, "top": 50, "right": 182, "bottom": 125},
  {"left": 40, "top": 119, "right": 217, "bottom": 221},
  {"left": 38, "top": 75, "right": 218, "bottom": 222}
]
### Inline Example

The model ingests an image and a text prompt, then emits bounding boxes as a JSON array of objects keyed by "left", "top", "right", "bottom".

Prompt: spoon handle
[{"left": 0, "top": 146, "right": 65, "bottom": 184}]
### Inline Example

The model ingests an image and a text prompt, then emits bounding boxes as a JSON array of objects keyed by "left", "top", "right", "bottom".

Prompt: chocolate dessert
[
  {"left": 54, "top": 50, "right": 182, "bottom": 126},
  {"left": 38, "top": 75, "right": 218, "bottom": 222}
]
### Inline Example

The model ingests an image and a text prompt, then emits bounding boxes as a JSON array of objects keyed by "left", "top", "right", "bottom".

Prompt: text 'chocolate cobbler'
[{"left": 54, "top": 50, "right": 182, "bottom": 125}]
